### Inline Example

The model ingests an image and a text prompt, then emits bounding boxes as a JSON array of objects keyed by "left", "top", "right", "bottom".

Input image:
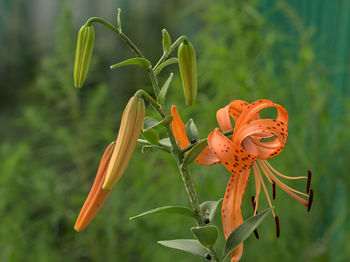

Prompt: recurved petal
[
  {"left": 74, "top": 142, "right": 115, "bottom": 232},
  {"left": 171, "top": 105, "right": 190, "bottom": 148},
  {"left": 194, "top": 145, "right": 220, "bottom": 165},
  {"left": 234, "top": 99, "right": 288, "bottom": 135},
  {"left": 207, "top": 129, "right": 256, "bottom": 175},
  {"left": 222, "top": 169, "right": 251, "bottom": 262},
  {"left": 233, "top": 119, "right": 288, "bottom": 159}
]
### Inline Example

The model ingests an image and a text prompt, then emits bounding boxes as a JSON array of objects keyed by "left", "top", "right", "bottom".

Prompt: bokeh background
[{"left": 1, "top": 0, "right": 349, "bottom": 261}]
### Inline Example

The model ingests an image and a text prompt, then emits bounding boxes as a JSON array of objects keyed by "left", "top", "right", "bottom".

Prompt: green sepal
[
  {"left": 154, "top": 58, "right": 178, "bottom": 75},
  {"left": 200, "top": 199, "right": 223, "bottom": 222},
  {"left": 130, "top": 206, "right": 195, "bottom": 220},
  {"left": 183, "top": 140, "right": 207, "bottom": 166},
  {"left": 158, "top": 239, "right": 208, "bottom": 258},
  {"left": 185, "top": 119, "right": 199, "bottom": 143},
  {"left": 191, "top": 225, "right": 218, "bottom": 248},
  {"left": 162, "top": 29, "right": 171, "bottom": 55},
  {"left": 110, "top": 57, "right": 151, "bottom": 70},
  {"left": 141, "top": 128, "right": 159, "bottom": 145},
  {"left": 157, "top": 73, "right": 174, "bottom": 105},
  {"left": 223, "top": 208, "right": 272, "bottom": 260}
]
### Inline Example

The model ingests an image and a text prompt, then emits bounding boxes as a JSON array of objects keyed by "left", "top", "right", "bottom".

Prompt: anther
[
  {"left": 306, "top": 170, "right": 312, "bottom": 194},
  {"left": 307, "top": 189, "right": 313, "bottom": 212},
  {"left": 205, "top": 253, "right": 212, "bottom": 260},
  {"left": 274, "top": 216, "right": 280, "bottom": 238},
  {"left": 251, "top": 196, "right": 256, "bottom": 209},
  {"left": 191, "top": 139, "right": 198, "bottom": 144},
  {"left": 272, "top": 181, "right": 276, "bottom": 200},
  {"left": 204, "top": 217, "right": 210, "bottom": 224}
]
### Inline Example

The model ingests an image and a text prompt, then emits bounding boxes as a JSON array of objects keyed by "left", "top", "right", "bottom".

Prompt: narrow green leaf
[
  {"left": 183, "top": 140, "right": 208, "bottom": 166},
  {"left": 141, "top": 145, "right": 152, "bottom": 153},
  {"left": 162, "top": 29, "right": 171, "bottom": 55},
  {"left": 130, "top": 206, "right": 195, "bottom": 220},
  {"left": 191, "top": 226, "right": 218, "bottom": 248},
  {"left": 142, "top": 128, "right": 159, "bottom": 145},
  {"left": 158, "top": 239, "right": 208, "bottom": 257},
  {"left": 159, "top": 138, "right": 171, "bottom": 148},
  {"left": 200, "top": 199, "right": 223, "bottom": 222},
  {"left": 110, "top": 57, "right": 151, "bottom": 70},
  {"left": 185, "top": 119, "right": 199, "bottom": 143},
  {"left": 157, "top": 73, "right": 174, "bottom": 105},
  {"left": 154, "top": 57, "right": 178, "bottom": 75},
  {"left": 223, "top": 208, "right": 272, "bottom": 260},
  {"left": 143, "top": 116, "right": 161, "bottom": 132}
]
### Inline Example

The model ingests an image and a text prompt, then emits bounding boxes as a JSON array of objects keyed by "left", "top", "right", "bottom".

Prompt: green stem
[
  {"left": 146, "top": 70, "right": 219, "bottom": 262},
  {"left": 85, "top": 17, "right": 144, "bottom": 57},
  {"left": 153, "top": 35, "right": 188, "bottom": 70}
]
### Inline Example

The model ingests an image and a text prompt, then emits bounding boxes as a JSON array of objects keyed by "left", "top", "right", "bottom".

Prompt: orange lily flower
[
  {"left": 172, "top": 100, "right": 313, "bottom": 262},
  {"left": 74, "top": 142, "right": 115, "bottom": 232}
]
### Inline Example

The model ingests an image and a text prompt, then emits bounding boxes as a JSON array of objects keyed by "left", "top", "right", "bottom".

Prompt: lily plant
[{"left": 72, "top": 9, "right": 313, "bottom": 262}]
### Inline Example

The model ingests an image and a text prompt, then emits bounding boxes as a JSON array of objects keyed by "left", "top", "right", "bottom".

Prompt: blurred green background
[{"left": 1, "top": 0, "right": 349, "bottom": 261}]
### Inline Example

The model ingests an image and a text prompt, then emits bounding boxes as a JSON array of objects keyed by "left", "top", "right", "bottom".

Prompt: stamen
[
  {"left": 274, "top": 216, "right": 280, "bottom": 238},
  {"left": 251, "top": 196, "right": 259, "bottom": 239},
  {"left": 272, "top": 181, "right": 276, "bottom": 200},
  {"left": 263, "top": 160, "right": 307, "bottom": 180},
  {"left": 253, "top": 164, "right": 261, "bottom": 215},
  {"left": 307, "top": 189, "right": 313, "bottom": 212},
  {"left": 306, "top": 170, "right": 312, "bottom": 194},
  {"left": 253, "top": 164, "right": 276, "bottom": 217}
]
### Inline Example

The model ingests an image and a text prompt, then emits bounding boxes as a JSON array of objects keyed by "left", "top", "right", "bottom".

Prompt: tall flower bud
[
  {"left": 178, "top": 40, "right": 197, "bottom": 106},
  {"left": 74, "top": 24, "right": 95, "bottom": 88},
  {"left": 102, "top": 96, "right": 145, "bottom": 190}
]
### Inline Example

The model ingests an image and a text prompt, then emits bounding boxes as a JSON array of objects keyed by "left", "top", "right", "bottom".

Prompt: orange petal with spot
[
  {"left": 74, "top": 142, "right": 115, "bottom": 232},
  {"left": 234, "top": 99, "right": 288, "bottom": 135},
  {"left": 207, "top": 129, "right": 256, "bottom": 175},
  {"left": 216, "top": 100, "right": 251, "bottom": 132},
  {"left": 195, "top": 145, "right": 220, "bottom": 165},
  {"left": 233, "top": 119, "right": 288, "bottom": 159},
  {"left": 171, "top": 105, "right": 190, "bottom": 149},
  {"left": 222, "top": 169, "right": 251, "bottom": 262}
]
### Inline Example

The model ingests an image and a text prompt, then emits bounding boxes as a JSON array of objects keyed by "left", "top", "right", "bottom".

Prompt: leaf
[
  {"left": 141, "top": 146, "right": 152, "bottom": 153},
  {"left": 223, "top": 208, "right": 272, "bottom": 260},
  {"left": 191, "top": 225, "right": 218, "bottom": 248},
  {"left": 183, "top": 140, "right": 208, "bottom": 166},
  {"left": 157, "top": 73, "right": 174, "bottom": 105},
  {"left": 142, "top": 128, "right": 159, "bottom": 145},
  {"left": 143, "top": 116, "right": 162, "bottom": 132},
  {"left": 158, "top": 239, "right": 208, "bottom": 257},
  {"left": 154, "top": 58, "right": 178, "bottom": 75},
  {"left": 159, "top": 138, "right": 171, "bottom": 148},
  {"left": 110, "top": 57, "right": 151, "bottom": 70},
  {"left": 162, "top": 29, "right": 171, "bottom": 55},
  {"left": 200, "top": 199, "right": 223, "bottom": 222},
  {"left": 130, "top": 206, "right": 195, "bottom": 220}
]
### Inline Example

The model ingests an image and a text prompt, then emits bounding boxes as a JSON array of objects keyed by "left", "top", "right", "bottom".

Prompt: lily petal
[
  {"left": 208, "top": 128, "right": 256, "bottom": 175},
  {"left": 74, "top": 142, "right": 115, "bottom": 232},
  {"left": 222, "top": 169, "right": 251, "bottom": 262},
  {"left": 171, "top": 105, "right": 190, "bottom": 148},
  {"left": 195, "top": 145, "right": 220, "bottom": 165}
]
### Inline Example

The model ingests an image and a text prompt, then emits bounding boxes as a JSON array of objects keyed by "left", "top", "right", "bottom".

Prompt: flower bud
[
  {"left": 178, "top": 40, "right": 197, "bottom": 106},
  {"left": 102, "top": 96, "right": 145, "bottom": 190},
  {"left": 74, "top": 24, "right": 95, "bottom": 88}
]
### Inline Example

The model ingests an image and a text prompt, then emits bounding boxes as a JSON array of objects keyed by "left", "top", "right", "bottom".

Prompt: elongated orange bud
[
  {"left": 74, "top": 24, "right": 95, "bottom": 88},
  {"left": 102, "top": 96, "right": 145, "bottom": 190},
  {"left": 178, "top": 40, "right": 197, "bottom": 106},
  {"left": 74, "top": 142, "right": 115, "bottom": 232}
]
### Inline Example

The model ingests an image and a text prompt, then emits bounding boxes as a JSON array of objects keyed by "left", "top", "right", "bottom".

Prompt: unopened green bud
[
  {"left": 74, "top": 24, "right": 95, "bottom": 88},
  {"left": 185, "top": 118, "right": 199, "bottom": 143},
  {"left": 178, "top": 40, "right": 197, "bottom": 106}
]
